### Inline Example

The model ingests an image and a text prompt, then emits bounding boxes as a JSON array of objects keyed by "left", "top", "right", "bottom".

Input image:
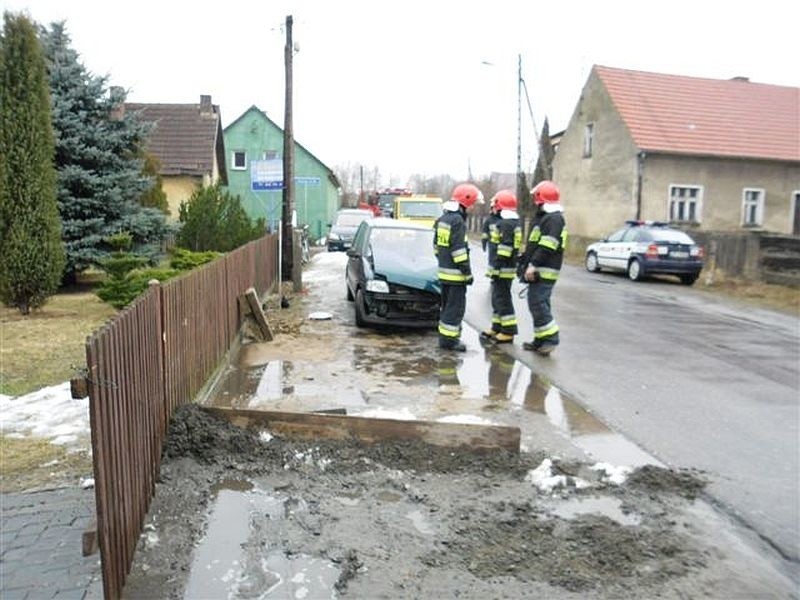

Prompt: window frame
[
  {"left": 583, "top": 122, "right": 594, "bottom": 158},
  {"left": 667, "top": 184, "right": 703, "bottom": 224},
  {"left": 232, "top": 151, "right": 247, "bottom": 170},
  {"left": 741, "top": 187, "right": 765, "bottom": 227}
]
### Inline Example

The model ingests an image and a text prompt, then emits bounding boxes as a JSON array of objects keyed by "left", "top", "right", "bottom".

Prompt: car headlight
[{"left": 366, "top": 280, "right": 390, "bottom": 293}]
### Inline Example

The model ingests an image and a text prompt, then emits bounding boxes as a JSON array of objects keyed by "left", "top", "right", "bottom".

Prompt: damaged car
[{"left": 345, "top": 218, "right": 441, "bottom": 328}]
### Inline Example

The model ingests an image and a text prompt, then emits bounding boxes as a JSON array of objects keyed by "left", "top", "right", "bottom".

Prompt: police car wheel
[
  {"left": 585, "top": 252, "right": 601, "bottom": 273},
  {"left": 627, "top": 258, "right": 644, "bottom": 281}
]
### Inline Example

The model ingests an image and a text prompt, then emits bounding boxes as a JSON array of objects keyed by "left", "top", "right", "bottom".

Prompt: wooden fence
[{"left": 84, "top": 234, "right": 279, "bottom": 599}]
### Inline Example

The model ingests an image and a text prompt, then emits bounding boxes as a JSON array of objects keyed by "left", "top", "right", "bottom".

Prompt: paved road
[
  {"left": 466, "top": 243, "right": 800, "bottom": 567},
  {"left": 0, "top": 487, "right": 102, "bottom": 599}
]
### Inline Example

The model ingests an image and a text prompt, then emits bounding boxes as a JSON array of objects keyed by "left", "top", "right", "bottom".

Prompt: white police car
[{"left": 585, "top": 221, "right": 704, "bottom": 285}]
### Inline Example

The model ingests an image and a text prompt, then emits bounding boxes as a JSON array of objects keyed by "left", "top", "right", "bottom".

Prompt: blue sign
[
  {"left": 295, "top": 176, "right": 321, "bottom": 187},
  {"left": 251, "top": 159, "right": 283, "bottom": 191}
]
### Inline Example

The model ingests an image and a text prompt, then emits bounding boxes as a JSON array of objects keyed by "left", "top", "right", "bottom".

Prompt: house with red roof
[{"left": 553, "top": 66, "right": 800, "bottom": 239}]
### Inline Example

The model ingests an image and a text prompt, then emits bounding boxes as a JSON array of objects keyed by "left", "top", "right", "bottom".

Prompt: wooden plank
[
  {"left": 70, "top": 376, "right": 88, "bottom": 399},
  {"left": 202, "top": 406, "right": 520, "bottom": 453},
  {"left": 242, "top": 287, "right": 274, "bottom": 341},
  {"left": 82, "top": 521, "right": 98, "bottom": 557}
]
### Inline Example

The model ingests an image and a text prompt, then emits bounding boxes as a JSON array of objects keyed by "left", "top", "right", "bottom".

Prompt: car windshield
[
  {"left": 397, "top": 201, "right": 442, "bottom": 218},
  {"left": 336, "top": 212, "right": 371, "bottom": 227},
  {"left": 647, "top": 229, "right": 695, "bottom": 244}
]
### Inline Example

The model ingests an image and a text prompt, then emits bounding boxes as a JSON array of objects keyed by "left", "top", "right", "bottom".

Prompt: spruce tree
[
  {"left": 0, "top": 12, "right": 66, "bottom": 314},
  {"left": 40, "top": 21, "right": 173, "bottom": 282}
]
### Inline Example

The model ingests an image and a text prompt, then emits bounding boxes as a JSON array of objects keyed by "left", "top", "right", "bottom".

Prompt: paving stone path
[{"left": 1, "top": 488, "right": 102, "bottom": 599}]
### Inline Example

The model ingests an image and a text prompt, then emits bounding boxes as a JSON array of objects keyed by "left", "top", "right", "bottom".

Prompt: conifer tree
[
  {"left": 0, "top": 12, "right": 66, "bottom": 314},
  {"left": 177, "top": 184, "right": 265, "bottom": 252},
  {"left": 532, "top": 117, "right": 554, "bottom": 185},
  {"left": 40, "top": 21, "right": 172, "bottom": 282}
]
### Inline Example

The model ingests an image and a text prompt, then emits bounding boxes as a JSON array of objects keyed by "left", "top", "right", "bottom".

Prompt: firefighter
[
  {"left": 520, "top": 180, "right": 567, "bottom": 355},
  {"left": 433, "top": 182, "right": 483, "bottom": 351},
  {"left": 480, "top": 190, "right": 521, "bottom": 344},
  {"left": 481, "top": 195, "right": 501, "bottom": 253}
]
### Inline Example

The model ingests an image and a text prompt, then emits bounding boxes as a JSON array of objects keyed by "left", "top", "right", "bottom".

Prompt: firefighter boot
[{"left": 494, "top": 333, "right": 514, "bottom": 344}]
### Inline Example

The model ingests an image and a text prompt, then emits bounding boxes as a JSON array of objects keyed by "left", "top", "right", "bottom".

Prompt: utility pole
[
  {"left": 281, "top": 14, "right": 295, "bottom": 282},
  {"left": 516, "top": 54, "right": 526, "bottom": 213}
]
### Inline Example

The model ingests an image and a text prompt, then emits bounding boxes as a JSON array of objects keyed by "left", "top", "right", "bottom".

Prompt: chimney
[
  {"left": 109, "top": 86, "right": 126, "bottom": 120},
  {"left": 730, "top": 76, "right": 750, "bottom": 83},
  {"left": 200, "top": 95, "right": 212, "bottom": 114}
]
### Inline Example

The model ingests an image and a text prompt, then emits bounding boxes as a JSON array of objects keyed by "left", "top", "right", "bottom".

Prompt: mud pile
[{"left": 120, "top": 404, "right": 792, "bottom": 600}]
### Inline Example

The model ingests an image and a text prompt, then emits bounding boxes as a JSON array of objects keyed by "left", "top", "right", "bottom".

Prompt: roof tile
[
  {"left": 126, "top": 101, "right": 222, "bottom": 175},
  {"left": 595, "top": 65, "right": 800, "bottom": 162}
]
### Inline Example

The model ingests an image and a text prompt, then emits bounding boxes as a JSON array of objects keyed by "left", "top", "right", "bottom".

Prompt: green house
[{"left": 223, "top": 106, "right": 341, "bottom": 240}]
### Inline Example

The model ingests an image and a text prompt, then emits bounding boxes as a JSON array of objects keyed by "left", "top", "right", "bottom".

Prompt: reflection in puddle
[
  {"left": 208, "top": 325, "right": 660, "bottom": 469},
  {"left": 546, "top": 496, "right": 641, "bottom": 526},
  {"left": 183, "top": 481, "right": 338, "bottom": 599}
]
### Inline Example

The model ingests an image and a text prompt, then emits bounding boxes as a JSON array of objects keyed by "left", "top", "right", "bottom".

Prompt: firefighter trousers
[
  {"left": 490, "top": 278, "right": 518, "bottom": 335},
  {"left": 438, "top": 284, "right": 466, "bottom": 344},
  {"left": 527, "top": 281, "right": 559, "bottom": 347}
]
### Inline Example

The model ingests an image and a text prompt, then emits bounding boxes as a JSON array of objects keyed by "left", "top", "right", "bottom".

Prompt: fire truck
[{"left": 363, "top": 188, "right": 413, "bottom": 218}]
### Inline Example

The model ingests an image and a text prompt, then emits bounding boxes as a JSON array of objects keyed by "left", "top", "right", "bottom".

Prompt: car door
[
  {"left": 346, "top": 222, "right": 370, "bottom": 295},
  {"left": 596, "top": 228, "right": 627, "bottom": 270}
]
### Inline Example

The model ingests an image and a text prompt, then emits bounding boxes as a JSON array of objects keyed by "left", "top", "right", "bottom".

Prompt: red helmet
[
  {"left": 531, "top": 180, "right": 560, "bottom": 204},
  {"left": 493, "top": 189, "right": 517, "bottom": 211},
  {"left": 451, "top": 183, "right": 484, "bottom": 209}
]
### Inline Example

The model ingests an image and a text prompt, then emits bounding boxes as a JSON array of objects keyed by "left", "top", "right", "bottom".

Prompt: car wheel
[
  {"left": 585, "top": 252, "right": 601, "bottom": 272},
  {"left": 680, "top": 274, "right": 699, "bottom": 285},
  {"left": 627, "top": 258, "right": 644, "bottom": 281},
  {"left": 354, "top": 289, "right": 367, "bottom": 328}
]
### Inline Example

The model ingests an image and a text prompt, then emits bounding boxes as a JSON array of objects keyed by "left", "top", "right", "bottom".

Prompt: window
[
  {"left": 668, "top": 185, "right": 702, "bottom": 223},
  {"left": 262, "top": 150, "right": 279, "bottom": 160},
  {"left": 741, "top": 188, "right": 764, "bottom": 227},
  {"left": 606, "top": 228, "right": 627, "bottom": 242},
  {"left": 232, "top": 151, "right": 246, "bottom": 170},
  {"left": 583, "top": 123, "right": 594, "bottom": 158}
]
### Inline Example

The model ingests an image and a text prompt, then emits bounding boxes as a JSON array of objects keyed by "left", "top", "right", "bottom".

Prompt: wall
[
  {"left": 553, "top": 70, "right": 641, "bottom": 239},
  {"left": 642, "top": 155, "right": 800, "bottom": 234},
  {"left": 224, "top": 108, "right": 340, "bottom": 241},
  {"left": 163, "top": 175, "right": 202, "bottom": 220}
]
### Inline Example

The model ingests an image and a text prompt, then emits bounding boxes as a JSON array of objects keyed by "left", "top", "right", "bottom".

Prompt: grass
[
  {"left": 0, "top": 286, "right": 117, "bottom": 396},
  {"left": 0, "top": 435, "right": 92, "bottom": 493}
]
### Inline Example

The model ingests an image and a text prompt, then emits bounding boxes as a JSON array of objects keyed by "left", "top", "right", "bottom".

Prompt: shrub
[
  {"left": 177, "top": 183, "right": 265, "bottom": 252},
  {"left": 169, "top": 247, "right": 221, "bottom": 271},
  {"left": 96, "top": 267, "right": 182, "bottom": 309}
]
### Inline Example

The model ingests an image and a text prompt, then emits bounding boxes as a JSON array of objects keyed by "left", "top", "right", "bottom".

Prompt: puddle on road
[
  {"left": 183, "top": 479, "right": 339, "bottom": 599},
  {"left": 208, "top": 325, "right": 660, "bottom": 469}
]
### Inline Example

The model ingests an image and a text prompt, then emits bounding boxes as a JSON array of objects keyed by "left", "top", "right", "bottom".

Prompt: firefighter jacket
[
  {"left": 481, "top": 212, "right": 501, "bottom": 251},
  {"left": 520, "top": 205, "right": 567, "bottom": 282},
  {"left": 493, "top": 210, "right": 522, "bottom": 280},
  {"left": 434, "top": 207, "right": 472, "bottom": 285},
  {"left": 482, "top": 212, "right": 501, "bottom": 277}
]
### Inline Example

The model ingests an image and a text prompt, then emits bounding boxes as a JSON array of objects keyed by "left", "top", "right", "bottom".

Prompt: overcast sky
[{"left": 6, "top": 0, "right": 799, "bottom": 184}]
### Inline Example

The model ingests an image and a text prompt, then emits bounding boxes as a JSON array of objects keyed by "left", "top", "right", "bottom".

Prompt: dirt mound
[{"left": 121, "top": 403, "right": 748, "bottom": 599}]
